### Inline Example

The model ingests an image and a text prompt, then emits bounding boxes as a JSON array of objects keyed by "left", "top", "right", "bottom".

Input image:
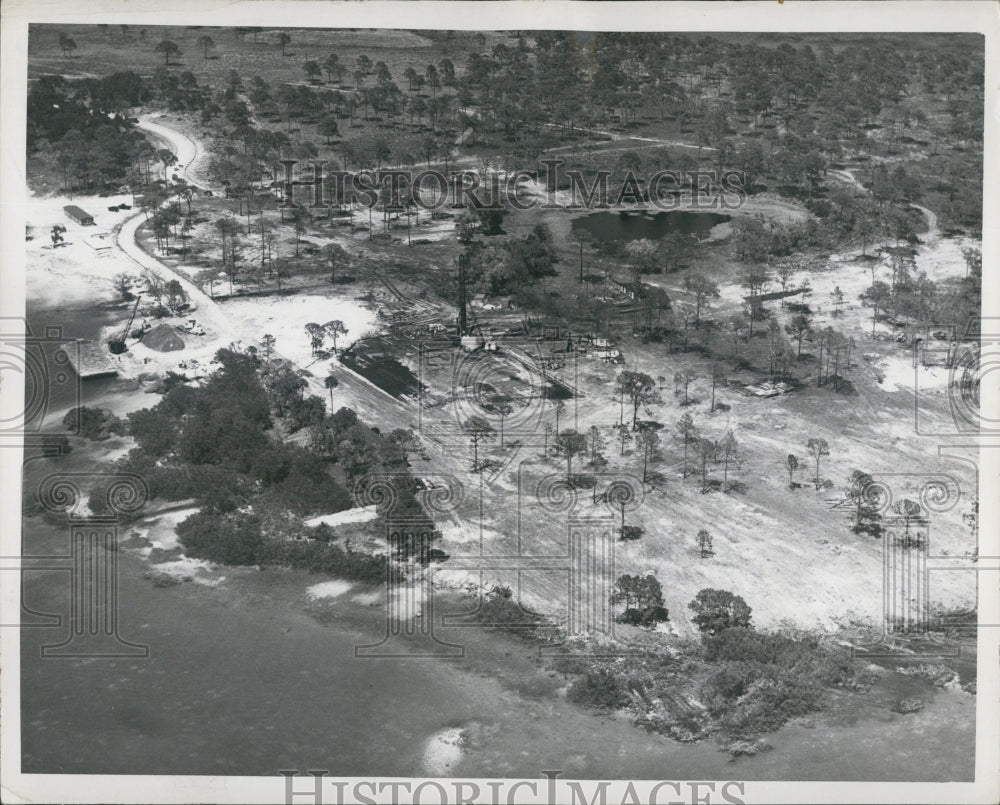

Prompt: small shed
[{"left": 64, "top": 205, "right": 95, "bottom": 226}]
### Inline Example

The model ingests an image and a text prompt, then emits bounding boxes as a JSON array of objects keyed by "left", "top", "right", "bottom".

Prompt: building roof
[{"left": 63, "top": 205, "right": 93, "bottom": 219}]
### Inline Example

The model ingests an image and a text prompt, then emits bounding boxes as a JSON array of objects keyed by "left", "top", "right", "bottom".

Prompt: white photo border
[{"left": 1, "top": 2, "right": 997, "bottom": 803}]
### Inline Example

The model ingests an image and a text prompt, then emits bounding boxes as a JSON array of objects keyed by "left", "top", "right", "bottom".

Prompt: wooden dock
[{"left": 60, "top": 340, "right": 118, "bottom": 379}]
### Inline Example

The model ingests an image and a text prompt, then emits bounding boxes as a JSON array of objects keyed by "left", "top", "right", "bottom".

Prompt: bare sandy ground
[
  {"left": 27, "top": 118, "right": 406, "bottom": 435},
  {"left": 25, "top": 117, "right": 979, "bottom": 635},
  {"left": 218, "top": 294, "right": 378, "bottom": 370},
  {"left": 26, "top": 190, "right": 139, "bottom": 309}
]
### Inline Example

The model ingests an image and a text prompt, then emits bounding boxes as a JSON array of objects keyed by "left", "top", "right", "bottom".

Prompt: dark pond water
[{"left": 572, "top": 210, "right": 731, "bottom": 242}]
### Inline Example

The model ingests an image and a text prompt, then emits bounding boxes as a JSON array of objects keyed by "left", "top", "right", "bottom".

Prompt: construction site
[{"left": 17, "top": 20, "right": 989, "bottom": 788}]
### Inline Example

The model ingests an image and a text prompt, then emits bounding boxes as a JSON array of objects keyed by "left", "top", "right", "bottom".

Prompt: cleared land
[{"left": 22, "top": 26, "right": 983, "bottom": 764}]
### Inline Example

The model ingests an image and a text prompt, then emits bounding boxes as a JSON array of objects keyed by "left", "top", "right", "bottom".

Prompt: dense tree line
[
  {"left": 561, "top": 586, "right": 870, "bottom": 741},
  {"left": 32, "top": 29, "right": 983, "bottom": 234},
  {"left": 111, "top": 346, "right": 440, "bottom": 570},
  {"left": 27, "top": 75, "right": 153, "bottom": 191}
]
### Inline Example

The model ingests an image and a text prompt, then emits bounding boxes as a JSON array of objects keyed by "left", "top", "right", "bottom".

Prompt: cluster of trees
[
  {"left": 148, "top": 64, "right": 210, "bottom": 112},
  {"left": 199, "top": 63, "right": 459, "bottom": 194},
  {"left": 60, "top": 27, "right": 979, "bottom": 175},
  {"left": 120, "top": 347, "right": 341, "bottom": 510},
  {"left": 610, "top": 574, "right": 669, "bottom": 626},
  {"left": 146, "top": 200, "right": 189, "bottom": 254},
  {"left": 305, "top": 320, "right": 348, "bottom": 356},
  {"left": 567, "top": 585, "right": 867, "bottom": 739},
  {"left": 858, "top": 244, "right": 982, "bottom": 345},
  {"left": 785, "top": 447, "right": 927, "bottom": 543},
  {"left": 595, "top": 232, "right": 700, "bottom": 279},
  {"left": 460, "top": 222, "right": 559, "bottom": 300},
  {"left": 845, "top": 470, "right": 929, "bottom": 545},
  {"left": 846, "top": 469, "right": 884, "bottom": 538},
  {"left": 675, "top": 412, "right": 742, "bottom": 494},
  {"left": 112, "top": 345, "right": 439, "bottom": 569},
  {"left": 62, "top": 406, "right": 126, "bottom": 441},
  {"left": 471, "top": 584, "right": 548, "bottom": 634},
  {"left": 685, "top": 589, "right": 868, "bottom": 738},
  {"left": 688, "top": 588, "right": 753, "bottom": 635},
  {"left": 616, "top": 370, "right": 662, "bottom": 430},
  {"left": 175, "top": 509, "right": 388, "bottom": 580},
  {"left": 698, "top": 619, "right": 863, "bottom": 737},
  {"left": 28, "top": 75, "right": 154, "bottom": 192},
  {"left": 36, "top": 28, "right": 982, "bottom": 244},
  {"left": 471, "top": 370, "right": 749, "bottom": 519},
  {"left": 802, "top": 437, "right": 830, "bottom": 490},
  {"left": 180, "top": 201, "right": 355, "bottom": 298},
  {"left": 566, "top": 668, "right": 638, "bottom": 711}
]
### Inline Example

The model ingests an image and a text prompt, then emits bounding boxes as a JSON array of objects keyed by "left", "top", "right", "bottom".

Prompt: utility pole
[{"left": 457, "top": 252, "right": 468, "bottom": 336}]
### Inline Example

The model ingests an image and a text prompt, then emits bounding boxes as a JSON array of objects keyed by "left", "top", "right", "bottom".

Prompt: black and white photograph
[{"left": 1, "top": 2, "right": 997, "bottom": 803}]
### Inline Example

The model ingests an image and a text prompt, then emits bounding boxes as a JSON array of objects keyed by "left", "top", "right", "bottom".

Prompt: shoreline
[
  {"left": 18, "top": 97, "right": 983, "bottom": 774},
  {"left": 18, "top": 501, "right": 978, "bottom": 780}
]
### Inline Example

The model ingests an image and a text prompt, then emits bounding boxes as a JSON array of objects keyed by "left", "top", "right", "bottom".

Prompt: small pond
[{"left": 572, "top": 210, "right": 731, "bottom": 242}]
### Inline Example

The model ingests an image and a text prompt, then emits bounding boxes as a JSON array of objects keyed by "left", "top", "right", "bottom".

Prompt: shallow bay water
[{"left": 19, "top": 517, "right": 975, "bottom": 780}]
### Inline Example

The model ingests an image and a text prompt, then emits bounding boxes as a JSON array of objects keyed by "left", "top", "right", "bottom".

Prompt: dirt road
[{"left": 124, "top": 118, "right": 412, "bottom": 429}]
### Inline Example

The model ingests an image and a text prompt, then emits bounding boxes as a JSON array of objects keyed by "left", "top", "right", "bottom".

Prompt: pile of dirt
[{"left": 141, "top": 323, "right": 185, "bottom": 352}]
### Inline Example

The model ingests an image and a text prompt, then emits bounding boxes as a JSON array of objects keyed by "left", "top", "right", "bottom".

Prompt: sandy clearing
[
  {"left": 26, "top": 191, "right": 142, "bottom": 309},
  {"left": 304, "top": 505, "right": 379, "bottom": 528},
  {"left": 876, "top": 355, "right": 951, "bottom": 393},
  {"left": 440, "top": 327, "right": 979, "bottom": 634},
  {"left": 218, "top": 293, "right": 378, "bottom": 373},
  {"left": 305, "top": 580, "right": 354, "bottom": 600},
  {"left": 149, "top": 556, "right": 217, "bottom": 581},
  {"left": 351, "top": 589, "right": 384, "bottom": 606},
  {"left": 138, "top": 506, "right": 199, "bottom": 552}
]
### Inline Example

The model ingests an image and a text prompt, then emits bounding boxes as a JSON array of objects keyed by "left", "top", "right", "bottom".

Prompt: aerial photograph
[{"left": 8, "top": 17, "right": 990, "bottom": 797}]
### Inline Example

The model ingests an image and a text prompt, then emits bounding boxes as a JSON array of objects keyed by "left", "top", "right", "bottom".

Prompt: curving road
[
  {"left": 827, "top": 166, "right": 938, "bottom": 241},
  {"left": 113, "top": 118, "right": 227, "bottom": 334},
  {"left": 136, "top": 115, "right": 208, "bottom": 190},
  {"left": 118, "top": 116, "right": 411, "bottom": 428}
]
